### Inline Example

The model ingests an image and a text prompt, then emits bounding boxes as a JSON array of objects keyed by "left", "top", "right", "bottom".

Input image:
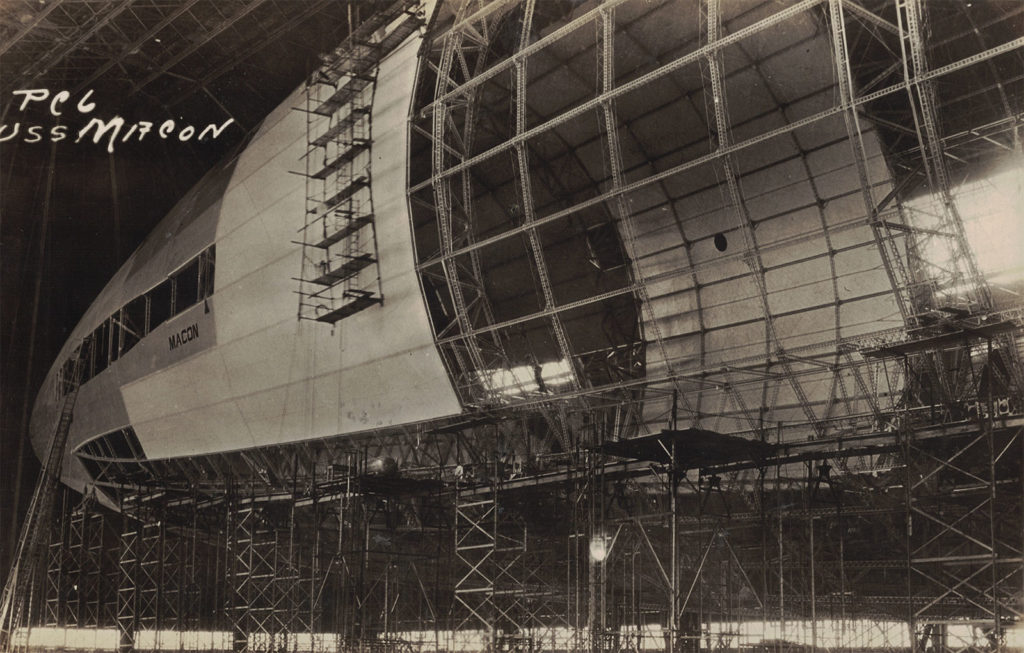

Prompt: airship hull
[
  {"left": 32, "top": 0, "right": 911, "bottom": 500},
  {"left": 30, "top": 32, "right": 462, "bottom": 496}
]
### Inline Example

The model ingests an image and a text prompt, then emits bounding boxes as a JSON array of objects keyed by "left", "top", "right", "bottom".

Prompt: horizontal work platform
[
  {"left": 309, "top": 254, "right": 377, "bottom": 286},
  {"left": 308, "top": 139, "right": 371, "bottom": 180},
  {"left": 311, "top": 214, "right": 374, "bottom": 249},
  {"left": 315, "top": 291, "right": 382, "bottom": 323},
  {"left": 312, "top": 73, "right": 376, "bottom": 117},
  {"left": 309, "top": 175, "right": 370, "bottom": 218},
  {"left": 862, "top": 319, "right": 1020, "bottom": 357},
  {"left": 310, "top": 106, "right": 372, "bottom": 148}
]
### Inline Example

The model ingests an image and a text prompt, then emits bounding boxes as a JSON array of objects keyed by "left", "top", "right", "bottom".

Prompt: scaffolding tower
[
  {"left": 297, "top": 2, "right": 421, "bottom": 324},
  {"left": 44, "top": 492, "right": 116, "bottom": 631},
  {"left": 0, "top": 352, "right": 84, "bottom": 649},
  {"left": 298, "top": 38, "right": 383, "bottom": 324}
]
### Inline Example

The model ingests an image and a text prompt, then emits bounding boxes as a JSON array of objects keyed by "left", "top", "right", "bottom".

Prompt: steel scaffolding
[
  {"left": 22, "top": 405, "right": 1024, "bottom": 653},
  {"left": 1, "top": 351, "right": 84, "bottom": 648},
  {"left": 227, "top": 498, "right": 311, "bottom": 652},
  {"left": 297, "top": 1, "right": 420, "bottom": 323},
  {"left": 9, "top": 2, "right": 1024, "bottom": 653}
]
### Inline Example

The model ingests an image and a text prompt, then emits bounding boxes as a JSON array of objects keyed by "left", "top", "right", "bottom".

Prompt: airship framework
[{"left": 2, "top": 0, "right": 1023, "bottom": 652}]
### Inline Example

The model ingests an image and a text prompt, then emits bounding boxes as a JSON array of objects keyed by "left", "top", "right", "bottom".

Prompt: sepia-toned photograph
[{"left": 1, "top": 1, "right": 1022, "bottom": 652}]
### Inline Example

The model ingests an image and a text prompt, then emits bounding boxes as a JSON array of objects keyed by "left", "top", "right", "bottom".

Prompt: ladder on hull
[
  {"left": 0, "top": 355, "right": 84, "bottom": 650},
  {"left": 296, "top": 1, "right": 422, "bottom": 324}
]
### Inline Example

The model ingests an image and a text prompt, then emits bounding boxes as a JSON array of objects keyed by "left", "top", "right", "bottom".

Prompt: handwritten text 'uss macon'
[{"left": 1, "top": 89, "right": 234, "bottom": 153}]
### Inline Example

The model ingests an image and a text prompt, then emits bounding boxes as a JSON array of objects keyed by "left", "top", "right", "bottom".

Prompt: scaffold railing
[{"left": 297, "top": 2, "right": 422, "bottom": 325}]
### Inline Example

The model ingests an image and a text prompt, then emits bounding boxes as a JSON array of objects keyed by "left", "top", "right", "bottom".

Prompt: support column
[
  {"left": 43, "top": 487, "right": 70, "bottom": 628},
  {"left": 117, "top": 517, "right": 139, "bottom": 653}
]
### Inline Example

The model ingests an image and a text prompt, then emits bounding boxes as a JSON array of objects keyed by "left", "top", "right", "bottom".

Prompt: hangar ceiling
[{"left": 0, "top": 0, "right": 379, "bottom": 129}]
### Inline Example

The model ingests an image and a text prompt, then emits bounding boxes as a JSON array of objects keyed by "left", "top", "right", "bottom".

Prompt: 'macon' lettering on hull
[{"left": 168, "top": 323, "right": 199, "bottom": 351}]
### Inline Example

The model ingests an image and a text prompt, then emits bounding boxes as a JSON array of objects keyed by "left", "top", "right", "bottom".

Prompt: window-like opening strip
[
  {"left": 56, "top": 245, "right": 216, "bottom": 396},
  {"left": 172, "top": 258, "right": 201, "bottom": 317},
  {"left": 92, "top": 320, "right": 109, "bottom": 376},
  {"left": 149, "top": 279, "right": 173, "bottom": 332},
  {"left": 120, "top": 295, "right": 148, "bottom": 356},
  {"left": 109, "top": 312, "right": 121, "bottom": 362}
]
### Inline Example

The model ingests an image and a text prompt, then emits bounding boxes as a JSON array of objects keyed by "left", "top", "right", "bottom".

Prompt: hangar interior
[{"left": 1, "top": 0, "right": 1022, "bottom": 652}]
